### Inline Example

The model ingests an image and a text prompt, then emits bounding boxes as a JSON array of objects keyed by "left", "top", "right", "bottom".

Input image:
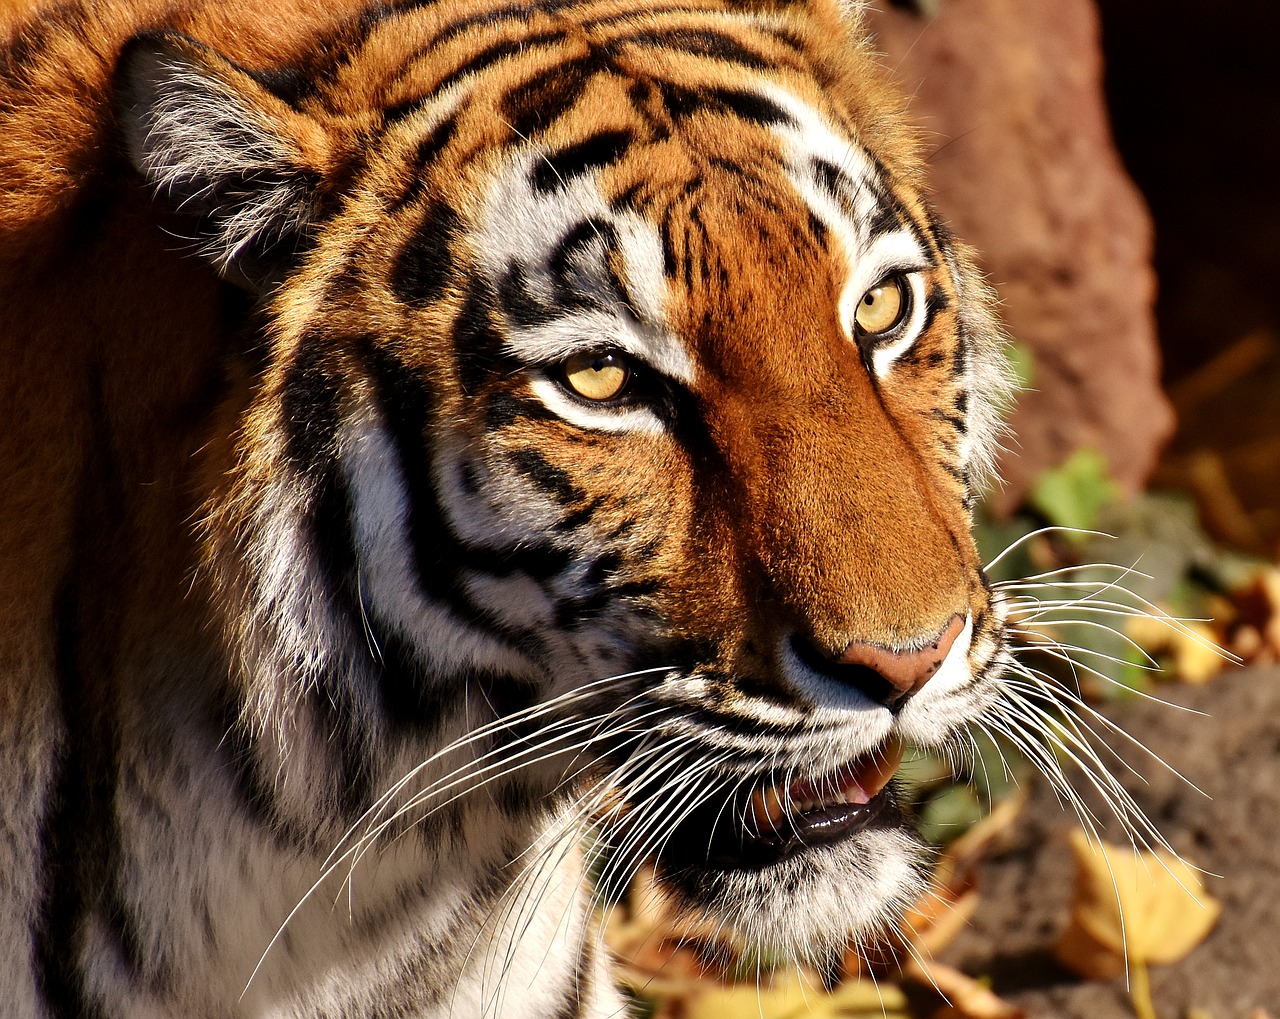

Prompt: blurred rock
[{"left": 865, "top": 0, "right": 1173, "bottom": 508}]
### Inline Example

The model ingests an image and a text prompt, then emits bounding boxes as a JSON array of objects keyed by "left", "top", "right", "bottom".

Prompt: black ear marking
[{"left": 115, "top": 32, "right": 330, "bottom": 292}]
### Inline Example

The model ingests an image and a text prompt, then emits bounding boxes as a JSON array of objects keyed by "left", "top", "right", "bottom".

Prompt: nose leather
[{"left": 837, "top": 613, "right": 966, "bottom": 705}]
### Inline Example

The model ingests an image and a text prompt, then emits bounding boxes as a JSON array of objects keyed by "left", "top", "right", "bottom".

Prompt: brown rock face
[{"left": 865, "top": 0, "right": 1173, "bottom": 508}]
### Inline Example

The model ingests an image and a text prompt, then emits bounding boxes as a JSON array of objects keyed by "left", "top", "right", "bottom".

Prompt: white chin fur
[{"left": 663, "top": 824, "right": 926, "bottom": 961}]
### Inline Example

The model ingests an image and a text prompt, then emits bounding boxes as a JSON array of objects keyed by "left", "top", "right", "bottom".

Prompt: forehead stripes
[
  {"left": 474, "top": 146, "right": 693, "bottom": 391},
  {"left": 364, "top": 0, "right": 955, "bottom": 421}
]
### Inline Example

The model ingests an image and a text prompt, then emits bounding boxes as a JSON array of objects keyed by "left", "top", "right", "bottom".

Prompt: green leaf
[{"left": 1027, "top": 448, "right": 1121, "bottom": 535}]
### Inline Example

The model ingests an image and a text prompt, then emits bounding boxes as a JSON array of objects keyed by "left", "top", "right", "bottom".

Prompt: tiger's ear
[{"left": 116, "top": 33, "right": 334, "bottom": 292}]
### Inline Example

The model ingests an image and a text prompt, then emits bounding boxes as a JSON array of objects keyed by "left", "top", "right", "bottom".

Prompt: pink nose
[{"left": 837, "top": 613, "right": 966, "bottom": 706}]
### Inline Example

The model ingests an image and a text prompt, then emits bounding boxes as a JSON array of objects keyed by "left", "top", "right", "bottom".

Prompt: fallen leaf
[
  {"left": 901, "top": 956, "right": 1024, "bottom": 1019},
  {"left": 1055, "top": 830, "right": 1222, "bottom": 981},
  {"left": 1125, "top": 613, "right": 1226, "bottom": 685},
  {"left": 684, "top": 969, "right": 909, "bottom": 1019}
]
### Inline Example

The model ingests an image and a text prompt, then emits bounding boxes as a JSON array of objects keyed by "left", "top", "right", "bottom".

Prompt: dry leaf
[
  {"left": 684, "top": 969, "right": 908, "bottom": 1019},
  {"left": 900, "top": 956, "right": 1024, "bottom": 1019},
  {"left": 1055, "top": 830, "right": 1222, "bottom": 980},
  {"left": 1126, "top": 613, "right": 1225, "bottom": 684}
]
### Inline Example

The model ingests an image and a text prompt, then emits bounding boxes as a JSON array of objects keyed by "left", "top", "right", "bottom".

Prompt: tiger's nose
[{"left": 791, "top": 613, "right": 967, "bottom": 710}]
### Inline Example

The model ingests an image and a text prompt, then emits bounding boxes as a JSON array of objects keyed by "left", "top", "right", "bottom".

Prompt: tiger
[{"left": 0, "top": 0, "right": 1085, "bottom": 1015}]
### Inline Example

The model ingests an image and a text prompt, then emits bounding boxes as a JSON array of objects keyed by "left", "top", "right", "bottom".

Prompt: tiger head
[{"left": 117, "top": 0, "right": 1012, "bottom": 963}]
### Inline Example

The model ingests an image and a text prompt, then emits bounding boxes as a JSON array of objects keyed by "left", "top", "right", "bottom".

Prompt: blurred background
[{"left": 1102, "top": 0, "right": 1280, "bottom": 557}]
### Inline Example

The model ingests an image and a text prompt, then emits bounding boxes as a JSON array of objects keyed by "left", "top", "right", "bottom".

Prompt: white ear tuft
[{"left": 116, "top": 33, "right": 324, "bottom": 291}]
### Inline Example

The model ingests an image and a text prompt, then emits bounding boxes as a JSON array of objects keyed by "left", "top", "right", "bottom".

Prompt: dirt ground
[{"left": 938, "top": 666, "right": 1280, "bottom": 1018}]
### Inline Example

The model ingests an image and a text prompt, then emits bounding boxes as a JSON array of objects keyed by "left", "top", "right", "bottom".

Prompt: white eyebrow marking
[
  {"left": 752, "top": 81, "right": 935, "bottom": 375},
  {"left": 474, "top": 149, "right": 695, "bottom": 386}
]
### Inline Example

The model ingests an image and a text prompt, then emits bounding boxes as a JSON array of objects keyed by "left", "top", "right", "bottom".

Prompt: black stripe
[
  {"left": 278, "top": 346, "right": 382, "bottom": 817},
  {"left": 485, "top": 390, "right": 557, "bottom": 430},
  {"left": 356, "top": 339, "right": 456, "bottom": 597},
  {"left": 807, "top": 210, "right": 829, "bottom": 247},
  {"left": 555, "top": 578, "right": 660, "bottom": 628},
  {"left": 939, "top": 460, "right": 968, "bottom": 485},
  {"left": 244, "top": 63, "right": 318, "bottom": 107},
  {"left": 931, "top": 408, "right": 967, "bottom": 432},
  {"left": 811, "top": 157, "right": 854, "bottom": 205},
  {"left": 476, "top": 541, "right": 575, "bottom": 580},
  {"left": 862, "top": 152, "right": 931, "bottom": 253},
  {"left": 35, "top": 583, "right": 110, "bottom": 1019},
  {"left": 455, "top": 275, "right": 521, "bottom": 394},
  {"left": 357, "top": 340, "right": 569, "bottom": 589},
  {"left": 219, "top": 696, "right": 315, "bottom": 851},
  {"left": 361, "top": 611, "right": 465, "bottom": 738},
  {"left": 609, "top": 27, "right": 773, "bottom": 70},
  {"left": 653, "top": 80, "right": 793, "bottom": 128},
  {"left": 659, "top": 205, "right": 679, "bottom": 278},
  {"left": 281, "top": 341, "right": 342, "bottom": 475},
  {"left": 609, "top": 180, "right": 647, "bottom": 211},
  {"left": 281, "top": 343, "right": 538, "bottom": 738},
  {"left": 548, "top": 218, "right": 626, "bottom": 310},
  {"left": 705, "top": 85, "right": 793, "bottom": 127},
  {"left": 683, "top": 205, "right": 702, "bottom": 292},
  {"left": 500, "top": 57, "right": 599, "bottom": 139},
  {"left": 654, "top": 79, "right": 701, "bottom": 120},
  {"left": 532, "top": 130, "right": 635, "bottom": 192},
  {"left": 498, "top": 262, "right": 558, "bottom": 327},
  {"left": 583, "top": 4, "right": 728, "bottom": 30},
  {"left": 868, "top": 199, "right": 906, "bottom": 237},
  {"left": 555, "top": 495, "right": 607, "bottom": 532},
  {"left": 429, "top": 0, "right": 581, "bottom": 47},
  {"left": 391, "top": 199, "right": 462, "bottom": 308},
  {"left": 911, "top": 285, "right": 944, "bottom": 341},
  {"left": 385, "top": 31, "right": 565, "bottom": 124},
  {"left": 389, "top": 114, "right": 460, "bottom": 212},
  {"left": 508, "top": 448, "right": 585, "bottom": 505},
  {"left": 953, "top": 327, "right": 970, "bottom": 380}
]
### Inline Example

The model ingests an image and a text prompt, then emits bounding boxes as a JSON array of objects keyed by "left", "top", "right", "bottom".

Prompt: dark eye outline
[
  {"left": 852, "top": 272, "right": 912, "bottom": 344},
  {"left": 554, "top": 349, "right": 636, "bottom": 404}
]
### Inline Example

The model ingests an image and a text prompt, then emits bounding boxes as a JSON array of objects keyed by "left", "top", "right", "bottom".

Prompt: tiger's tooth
[
  {"left": 749, "top": 784, "right": 785, "bottom": 829},
  {"left": 854, "top": 737, "right": 905, "bottom": 801}
]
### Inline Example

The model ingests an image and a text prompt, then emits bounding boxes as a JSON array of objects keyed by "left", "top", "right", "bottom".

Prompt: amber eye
[
  {"left": 854, "top": 275, "right": 908, "bottom": 336},
  {"left": 562, "top": 351, "right": 631, "bottom": 401}
]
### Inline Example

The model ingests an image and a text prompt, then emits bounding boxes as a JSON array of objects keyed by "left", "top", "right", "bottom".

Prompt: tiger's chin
[
  {"left": 652, "top": 788, "right": 927, "bottom": 960},
  {"left": 620, "top": 737, "right": 929, "bottom": 961}
]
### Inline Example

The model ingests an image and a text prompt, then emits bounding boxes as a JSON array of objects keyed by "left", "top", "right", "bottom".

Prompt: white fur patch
[
  {"left": 473, "top": 147, "right": 694, "bottom": 431},
  {"left": 758, "top": 83, "right": 934, "bottom": 376}
]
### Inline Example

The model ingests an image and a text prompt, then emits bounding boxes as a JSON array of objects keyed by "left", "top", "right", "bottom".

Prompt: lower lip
[{"left": 659, "top": 785, "right": 905, "bottom": 872}]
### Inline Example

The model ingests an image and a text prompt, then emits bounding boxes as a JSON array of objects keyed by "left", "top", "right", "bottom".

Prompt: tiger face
[{"left": 115, "top": 0, "right": 1011, "bottom": 980}]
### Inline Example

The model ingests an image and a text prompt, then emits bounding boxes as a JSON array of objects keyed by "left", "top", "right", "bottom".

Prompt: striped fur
[{"left": 1, "top": 0, "right": 1015, "bottom": 1015}]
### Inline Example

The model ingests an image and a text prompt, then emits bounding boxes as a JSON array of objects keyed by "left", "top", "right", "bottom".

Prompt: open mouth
[{"left": 657, "top": 739, "right": 907, "bottom": 871}]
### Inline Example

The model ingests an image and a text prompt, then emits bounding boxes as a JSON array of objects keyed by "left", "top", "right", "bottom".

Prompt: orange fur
[{"left": 0, "top": 0, "right": 1007, "bottom": 1011}]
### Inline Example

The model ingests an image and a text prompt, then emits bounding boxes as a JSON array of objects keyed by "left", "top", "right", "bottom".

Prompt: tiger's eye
[
  {"left": 562, "top": 351, "right": 630, "bottom": 401},
  {"left": 854, "top": 275, "right": 907, "bottom": 336}
]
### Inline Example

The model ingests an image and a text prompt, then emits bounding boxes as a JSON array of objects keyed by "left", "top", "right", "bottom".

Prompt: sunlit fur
[{"left": 0, "top": 0, "right": 1180, "bottom": 1016}]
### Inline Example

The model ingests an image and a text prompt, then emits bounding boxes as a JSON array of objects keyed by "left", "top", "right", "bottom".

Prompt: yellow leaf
[
  {"left": 1125, "top": 614, "right": 1225, "bottom": 685},
  {"left": 684, "top": 970, "right": 907, "bottom": 1019},
  {"left": 1055, "top": 830, "right": 1221, "bottom": 980},
  {"left": 1171, "top": 620, "right": 1228, "bottom": 684}
]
